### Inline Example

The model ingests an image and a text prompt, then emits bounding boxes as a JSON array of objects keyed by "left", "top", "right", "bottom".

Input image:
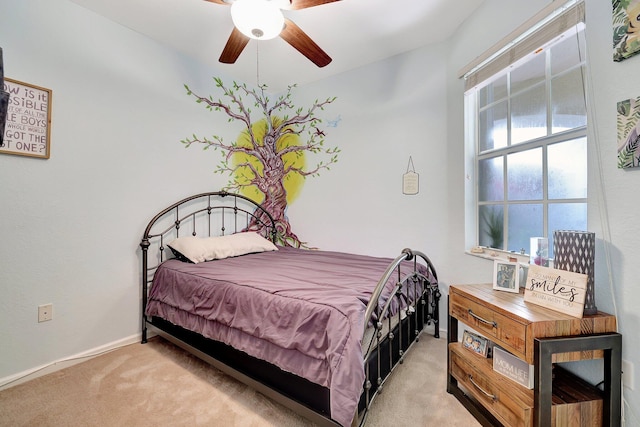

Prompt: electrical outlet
[
  {"left": 38, "top": 304, "right": 53, "bottom": 322},
  {"left": 623, "top": 359, "right": 635, "bottom": 390}
]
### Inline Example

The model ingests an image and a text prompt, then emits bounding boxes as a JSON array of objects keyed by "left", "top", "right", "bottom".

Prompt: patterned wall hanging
[
  {"left": 613, "top": 0, "right": 640, "bottom": 61},
  {"left": 617, "top": 95, "right": 640, "bottom": 168}
]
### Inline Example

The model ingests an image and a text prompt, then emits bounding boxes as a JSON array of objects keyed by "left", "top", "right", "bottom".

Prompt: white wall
[
  {"left": 446, "top": 0, "right": 640, "bottom": 420},
  {"left": 0, "top": 0, "right": 234, "bottom": 383},
  {"left": 286, "top": 44, "right": 450, "bottom": 262}
]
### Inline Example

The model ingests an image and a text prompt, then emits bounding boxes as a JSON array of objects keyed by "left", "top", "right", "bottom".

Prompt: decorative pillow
[{"left": 167, "top": 232, "right": 277, "bottom": 264}]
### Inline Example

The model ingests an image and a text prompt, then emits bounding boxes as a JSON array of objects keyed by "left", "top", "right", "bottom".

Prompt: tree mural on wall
[{"left": 182, "top": 78, "right": 339, "bottom": 247}]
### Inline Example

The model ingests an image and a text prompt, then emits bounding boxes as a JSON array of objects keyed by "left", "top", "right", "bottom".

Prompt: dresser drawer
[
  {"left": 449, "top": 343, "right": 603, "bottom": 427},
  {"left": 450, "top": 343, "right": 532, "bottom": 426},
  {"left": 450, "top": 290, "right": 527, "bottom": 359}
]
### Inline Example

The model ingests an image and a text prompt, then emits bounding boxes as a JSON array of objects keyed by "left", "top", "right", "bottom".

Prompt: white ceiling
[{"left": 69, "top": 0, "right": 485, "bottom": 93}]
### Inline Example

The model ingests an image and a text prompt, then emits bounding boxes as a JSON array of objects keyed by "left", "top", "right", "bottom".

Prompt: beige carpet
[{"left": 0, "top": 334, "right": 480, "bottom": 427}]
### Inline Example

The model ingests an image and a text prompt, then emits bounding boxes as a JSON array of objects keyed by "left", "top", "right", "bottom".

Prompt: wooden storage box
[{"left": 450, "top": 343, "right": 603, "bottom": 427}]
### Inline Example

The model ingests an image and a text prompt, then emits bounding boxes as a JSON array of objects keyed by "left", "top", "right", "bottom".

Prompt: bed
[{"left": 140, "top": 191, "right": 440, "bottom": 426}]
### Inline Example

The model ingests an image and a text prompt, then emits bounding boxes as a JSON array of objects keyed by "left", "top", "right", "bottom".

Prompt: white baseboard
[
  {"left": 0, "top": 325, "right": 446, "bottom": 392},
  {"left": 0, "top": 333, "right": 141, "bottom": 391}
]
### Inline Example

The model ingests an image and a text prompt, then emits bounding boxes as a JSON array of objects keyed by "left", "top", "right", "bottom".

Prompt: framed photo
[
  {"left": 493, "top": 260, "right": 519, "bottom": 293},
  {"left": 0, "top": 78, "right": 52, "bottom": 159},
  {"left": 462, "top": 330, "right": 489, "bottom": 357}
]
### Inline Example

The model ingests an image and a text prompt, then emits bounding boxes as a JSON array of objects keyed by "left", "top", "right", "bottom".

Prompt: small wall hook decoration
[{"left": 403, "top": 156, "right": 419, "bottom": 195}]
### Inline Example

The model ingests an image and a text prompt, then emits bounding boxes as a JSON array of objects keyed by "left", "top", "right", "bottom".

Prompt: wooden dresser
[{"left": 447, "top": 283, "right": 621, "bottom": 427}]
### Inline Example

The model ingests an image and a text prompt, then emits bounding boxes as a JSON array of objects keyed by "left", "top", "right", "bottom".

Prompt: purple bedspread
[{"left": 145, "top": 246, "right": 429, "bottom": 426}]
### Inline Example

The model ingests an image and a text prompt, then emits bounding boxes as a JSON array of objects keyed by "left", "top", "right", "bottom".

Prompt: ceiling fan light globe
[
  {"left": 230, "top": 0, "right": 285, "bottom": 40},
  {"left": 272, "top": 0, "right": 291, "bottom": 10}
]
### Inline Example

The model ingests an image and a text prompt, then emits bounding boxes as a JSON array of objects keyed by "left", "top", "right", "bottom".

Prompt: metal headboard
[{"left": 139, "top": 190, "right": 276, "bottom": 340}]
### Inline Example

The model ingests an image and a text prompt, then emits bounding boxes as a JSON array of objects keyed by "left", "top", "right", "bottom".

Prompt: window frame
[{"left": 463, "top": 1, "right": 587, "bottom": 258}]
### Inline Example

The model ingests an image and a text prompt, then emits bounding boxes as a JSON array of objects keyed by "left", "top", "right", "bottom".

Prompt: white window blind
[{"left": 461, "top": 1, "right": 585, "bottom": 91}]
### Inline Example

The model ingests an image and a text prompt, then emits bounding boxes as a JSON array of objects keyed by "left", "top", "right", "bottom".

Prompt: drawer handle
[
  {"left": 469, "top": 375, "right": 497, "bottom": 401},
  {"left": 468, "top": 309, "right": 497, "bottom": 328}
]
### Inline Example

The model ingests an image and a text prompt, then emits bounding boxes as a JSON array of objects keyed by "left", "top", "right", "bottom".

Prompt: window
[{"left": 464, "top": 2, "right": 587, "bottom": 258}]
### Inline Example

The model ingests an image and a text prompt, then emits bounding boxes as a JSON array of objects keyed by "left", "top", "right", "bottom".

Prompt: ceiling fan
[{"left": 205, "top": 0, "right": 339, "bottom": 67}]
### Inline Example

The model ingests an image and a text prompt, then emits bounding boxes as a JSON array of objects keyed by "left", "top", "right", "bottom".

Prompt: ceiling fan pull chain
[{"left": 256, "top": 42, "right": 261, "bottom": 87}]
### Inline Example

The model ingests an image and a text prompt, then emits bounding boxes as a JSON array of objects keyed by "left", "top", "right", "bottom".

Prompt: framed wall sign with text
[{"left": 0, "top": 78, "right": 52, "bottom": 159}]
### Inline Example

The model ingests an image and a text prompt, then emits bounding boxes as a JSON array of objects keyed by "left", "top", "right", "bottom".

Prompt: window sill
[
  {"left": 466, "top": 247, "right": 556, "bottom": 268},
  {"left": 465, "top": 247, "right": 530, "bottom": 264}
]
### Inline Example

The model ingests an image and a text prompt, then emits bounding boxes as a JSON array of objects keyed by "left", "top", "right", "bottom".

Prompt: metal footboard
[{"left": 358, "top": 248, "right": 440, "bottom": 426}]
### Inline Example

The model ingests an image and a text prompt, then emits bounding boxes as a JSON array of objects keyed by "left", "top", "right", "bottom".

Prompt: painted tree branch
[{"left": 181, "top": 78, "right": 339, "bottom": 247}]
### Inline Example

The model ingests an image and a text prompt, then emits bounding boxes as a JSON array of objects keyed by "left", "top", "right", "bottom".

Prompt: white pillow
[{"left": 167, "top": 232, "right": 277, "bottom": 264}]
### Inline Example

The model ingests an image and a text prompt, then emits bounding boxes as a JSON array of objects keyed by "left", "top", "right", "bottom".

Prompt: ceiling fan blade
[
  {"left": 288, "top": 0, "right": 340, "bottom": 10},
  {"left": 203, "top": 0, "right": 339, "bottom": 9},
  {"left": 280, "top": 18, "right": 331, "bottom": 67},
  {"left": 219, "top": 27, "right": 250, "bottom": 64}
]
